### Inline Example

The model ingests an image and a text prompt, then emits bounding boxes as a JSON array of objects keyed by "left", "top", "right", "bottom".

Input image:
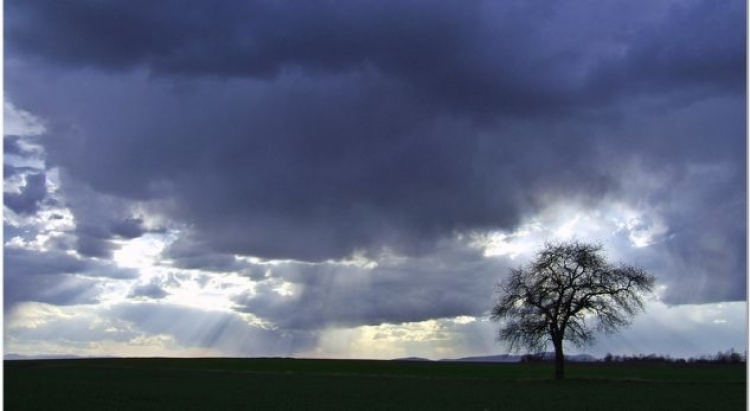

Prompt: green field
[{"left": 4, "top": 358, "right": 746, "bottom": 410}]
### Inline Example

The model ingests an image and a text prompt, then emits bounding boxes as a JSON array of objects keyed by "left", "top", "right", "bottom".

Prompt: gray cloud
[
  {"left": 4, "top": 172, "right": 48, "bottom": 215},
  {"left": 109, "top": 217, "right": 147, "bottom": 240},
  {"left": 7, "top": 1, "right": 742, "bottom": 111},
  {"left": 110, "top": 302, "right": 317, "bottom": 356},
  {"left": 4, "top": 271, "right": 100, "bottom": 310},
  {"left": 8, "top": 67, "right": 620, "bottom": 261},
  {"left": 624, "top": 178, "right": 746, "bottom": 304},
  {"left": 588, "top": 0, "right": 745, "bottom": 98},
  {"left": 4, "top": 0, "right": 745, "bottom": 314},
  {"left": 128, "top": 282, "right": 169, "bottom": 300},
  {"left": 4, "top": 247, "right": 89, "bottom": 276},
  {"left": 73, "top": 216, "right": 155, "bottom": 257},
  {"left": 49, "top": 173, "right": 156, "bottom": 259},
  {"left": 4, "top": 247, "right": 138, "bottom": 310},
  {"left": 232, "top": 240, "right": 504, "bottom": 330},
  {"left": 161, "top": 234, "right": 254, "bottom": 273},
  {"left": 4, "top": 164, "right": 41, "bottom": 180},
  {"left": 4, "top": 135, "right": 32, "bottom": 157}
]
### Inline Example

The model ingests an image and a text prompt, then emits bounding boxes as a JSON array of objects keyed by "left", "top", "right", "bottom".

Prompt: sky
[{"left": 3, "top": 0, "right": 747, "bottom": 360}]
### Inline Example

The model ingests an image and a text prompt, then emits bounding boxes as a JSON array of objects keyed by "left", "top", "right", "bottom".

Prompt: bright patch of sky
[{"left": 474, "top": 201, "right": 671, "bottom": 260}]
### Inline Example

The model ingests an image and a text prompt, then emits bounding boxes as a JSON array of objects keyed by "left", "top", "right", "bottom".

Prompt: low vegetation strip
[{"left": 5, "top": 358, "right": 746, "bottom": 410}]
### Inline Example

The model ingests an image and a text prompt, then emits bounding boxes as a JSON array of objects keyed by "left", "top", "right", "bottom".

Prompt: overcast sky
[{"left": 4, "top": 0, "right": 747, "bottom": 360}]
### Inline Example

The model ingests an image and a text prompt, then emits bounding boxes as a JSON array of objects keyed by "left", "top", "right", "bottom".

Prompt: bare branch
[{"left": 491, "top": 240, "right": 655, "bottom": 379}]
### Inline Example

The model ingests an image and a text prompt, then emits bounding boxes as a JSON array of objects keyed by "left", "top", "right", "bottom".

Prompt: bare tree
[{"left": 491, "top": 240, "right": 655, "bottom": 380}]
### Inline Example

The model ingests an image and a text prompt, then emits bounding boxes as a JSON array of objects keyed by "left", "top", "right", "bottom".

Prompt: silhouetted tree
[{"left": 491, "top": 240, "right": 654, "bottom": 380}]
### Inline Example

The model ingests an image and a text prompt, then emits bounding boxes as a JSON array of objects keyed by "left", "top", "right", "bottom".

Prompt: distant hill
[
  {"left": 440, "top": 354, "right": 522, "bottom": 363},
  {"left": 439, "top": 353, "right": 599, "bottom": 363},
  {"left": 5, "top": 354, "right": 83, "bottom": 360},
  {"left": 5, "top": 352, "right": 598, "bottom": 362},
  {"left": 563, "top": 353, "right": 598, "bottom": 362},
  {"left": 392, "top": 357, "right": 432, "bottom": 362},
  {"left": 4, "top": 354, "right": 119, "bottom": 361}
]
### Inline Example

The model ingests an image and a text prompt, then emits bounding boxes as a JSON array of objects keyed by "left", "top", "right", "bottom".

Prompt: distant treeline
[
  {"left": 602, "top": 349, "right": 746, "bottom": 365},
  {"left": 520, "top": 349, "right": 746, "bottom": 364}
]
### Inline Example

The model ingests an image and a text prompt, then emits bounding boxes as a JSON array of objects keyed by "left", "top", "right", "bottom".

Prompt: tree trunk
[{"left": 553, "top": 338, "right": 565, "bottom": 381}]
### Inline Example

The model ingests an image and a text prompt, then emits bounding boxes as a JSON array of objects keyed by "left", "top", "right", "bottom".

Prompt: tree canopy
[{"left": 491, "top": 240, "right": 655, "bottom": 380}]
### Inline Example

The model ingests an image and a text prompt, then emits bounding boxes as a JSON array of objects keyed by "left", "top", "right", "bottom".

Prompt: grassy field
[{"left": 5, "top": 357, "right": 746, "bottom": 410}]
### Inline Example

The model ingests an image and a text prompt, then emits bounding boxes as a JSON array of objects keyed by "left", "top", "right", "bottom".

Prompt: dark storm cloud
[
  {"left": 4, "top": 133, "right": 49, "bottom": 213},
  {"left": 588, "top": 0, "right": 745, "bottom": 97},
  {"left": 110, "top": 302, "right": 318, "bottom": 356},
  {"left": 3, "top": 247, "right": 97, "bottom": 311},
  {"left": 74, "top": 225, "right": 118, "bottom": 258},
  {"left": 5, "top": 247, "right": 90, "bottom": 277},
  {"left": 4, "top": 172, "right": 48, "bottom": 215},
  {"left": 6, "top": 1, "right": 742, "bottom": 112},
  {"left": 4, "top": 274, "right": 100, "bottom": 311},
  {"left": 610, "top": 161, "right": 747, "bottom": 304},
  {"left": 109, "top": 217, "right": 147, "bottom": 240},
  {"left": 6, "top": 0, "right": 476, "bottom": 77},
  {"left": 3, "top": 164, "right": 41, "bottom": 180},
  {"left": 161, "top": 234, "right": 260, "bottom": 275},
  {"left": 128, "top": 281, "right": 169, "bottom": 300},
  {"left": 3, "top": 247, "right": 137, "bottom": 310},
  {"left": 8, "top": 68, "right": 616, "bottom": 261},
  {"left": 4, "top": 135, "right": 31, "bottom": 156},
  {"left": 71, "top": 218, "right": 147, "bottom": 258},
  {"left": 232, "top": 240, "right": 502, "bottom": 330},
  {"left": 47, "top": 174, "right": 157, "bottom": 259},
  {"left": 4, "top": 0, "right": 745, "bottom": 307},
  {"left": 4, "top": 247, "right": 138, "bottom": 279}
]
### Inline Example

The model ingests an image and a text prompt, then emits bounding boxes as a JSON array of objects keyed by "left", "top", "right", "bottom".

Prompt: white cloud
[
  {"left": 4, "top": 102, "right": 46, "bottom": 136},
  {"left": 112, "top": 234, "right": 168, "bottom": 270}
]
